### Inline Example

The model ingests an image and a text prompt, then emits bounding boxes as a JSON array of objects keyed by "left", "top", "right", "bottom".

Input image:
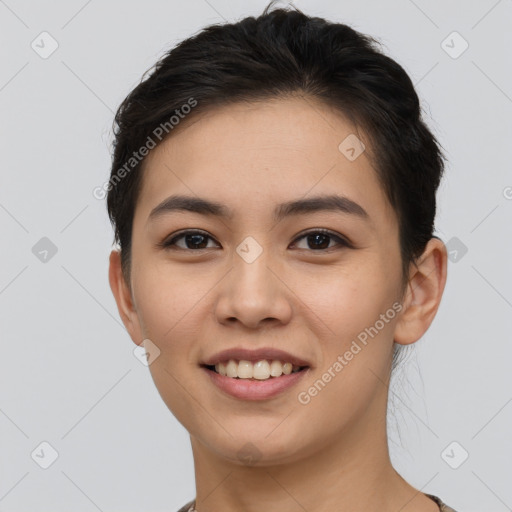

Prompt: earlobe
[
  {"left": 108, "top": 249, "right": 143, "bottom": 344},
  {"left": 393, "top": 237, "right": 448, "bottom": 345}
]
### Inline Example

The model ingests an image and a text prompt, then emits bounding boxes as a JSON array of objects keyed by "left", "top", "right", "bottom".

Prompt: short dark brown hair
[{"left": 106, "top": 1, "right": 445, "bottom": 315}]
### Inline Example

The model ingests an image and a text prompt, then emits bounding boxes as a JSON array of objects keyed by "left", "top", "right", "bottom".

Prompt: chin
[{"left": 200, "top": 430, "right": 312, "bottom": 467}]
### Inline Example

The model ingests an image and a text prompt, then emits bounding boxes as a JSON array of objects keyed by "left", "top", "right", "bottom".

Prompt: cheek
[
  {"left": 130, "top": 267, "right": 211, "bottom": 428},
  {"left": 295, "top": 271, "right": 398, "bottom": 433},
  {"left": 131, "top": 264, "right": 209, "bottom": 350},
  {"left": 292, "top": 259, "right": 400, "bottom": 415},
  {"left": 293, "top": 260, "right": 398, "bottom": 343}
]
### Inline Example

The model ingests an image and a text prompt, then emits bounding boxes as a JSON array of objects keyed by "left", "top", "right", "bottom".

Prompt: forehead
[{"left": 135, "top": 96, "right": 395, "bottom": 227}]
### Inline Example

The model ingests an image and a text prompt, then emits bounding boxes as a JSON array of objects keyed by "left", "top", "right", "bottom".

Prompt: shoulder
[
  {"left": 425, "top": 493, "right": 459, "bottom": 512},
  {"left": 175, "top": 496, "right": 461, "bottom": 512},
  {"left": 176, "top": 499, "right": 195, "bottom": 512}
]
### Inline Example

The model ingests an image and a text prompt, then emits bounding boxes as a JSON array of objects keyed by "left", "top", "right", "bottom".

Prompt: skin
[{"left": 109, "top": 95, "right": 447, "bottom": 512}]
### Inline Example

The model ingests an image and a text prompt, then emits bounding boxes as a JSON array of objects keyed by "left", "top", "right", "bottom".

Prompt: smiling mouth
[{"left": 201, "top": 361, "right": 309, "bottom": 381}]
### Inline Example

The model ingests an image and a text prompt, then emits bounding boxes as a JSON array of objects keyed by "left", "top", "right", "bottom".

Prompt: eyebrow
[{"left": 148, "top": 194, "right": 369, "bottom": 223}]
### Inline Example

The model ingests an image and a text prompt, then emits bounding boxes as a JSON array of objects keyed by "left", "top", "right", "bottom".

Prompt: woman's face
[{"left": 115, "top": 96, "right": 408, "bottom": 465}]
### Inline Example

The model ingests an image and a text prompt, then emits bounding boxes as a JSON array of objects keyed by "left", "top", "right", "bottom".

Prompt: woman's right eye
[{"left": 160, "top": 230, "right": 220, "bottom": 250}]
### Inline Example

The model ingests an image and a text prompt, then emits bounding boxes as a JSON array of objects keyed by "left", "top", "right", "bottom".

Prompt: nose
[{"left": 214, "top": 248, "right": 293, "bottom": 330}]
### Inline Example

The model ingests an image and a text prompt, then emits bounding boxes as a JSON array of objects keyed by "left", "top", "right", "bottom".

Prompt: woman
[{"left": 107, "top": 2, "right": 457, "bottom": 511}]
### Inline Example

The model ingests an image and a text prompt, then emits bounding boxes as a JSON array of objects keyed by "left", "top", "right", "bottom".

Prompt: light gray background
[{"left": 1, "top": 0, "right": 511, "bottom": 511}]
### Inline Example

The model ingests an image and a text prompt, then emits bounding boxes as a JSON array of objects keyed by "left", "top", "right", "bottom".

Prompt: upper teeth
[{"left": 214, "top": 359, "right": 302, "bottom": 380}]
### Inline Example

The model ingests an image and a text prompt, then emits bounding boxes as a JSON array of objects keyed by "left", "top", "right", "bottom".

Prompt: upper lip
[{"left": 201, "top": 347, "right": 311, "bottom": 367}]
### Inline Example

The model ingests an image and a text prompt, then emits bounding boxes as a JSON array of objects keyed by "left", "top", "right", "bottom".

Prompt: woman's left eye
[
  {"left": 291, "top": 229, "right": 350, "bottom": 251},
  {"left": 159, "top": 229, "right": 349, "bottom": 251}
]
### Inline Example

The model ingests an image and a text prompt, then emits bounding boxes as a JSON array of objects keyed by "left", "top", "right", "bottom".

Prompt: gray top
[{"left": 177, "top": 493, "right": 458, "bottom": 511}]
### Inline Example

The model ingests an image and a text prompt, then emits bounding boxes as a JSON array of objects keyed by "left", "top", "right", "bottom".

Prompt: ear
[
  {"left": 394, "top": 237, "right": 448, "bottom": 345},
  {"left": 108, "top": 249, "right": 144, "bottom": 346}
]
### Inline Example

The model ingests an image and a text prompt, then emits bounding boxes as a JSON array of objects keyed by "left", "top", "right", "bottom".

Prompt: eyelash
[{"left": 158, "top": 229, "right": 352, "bottom": 252}]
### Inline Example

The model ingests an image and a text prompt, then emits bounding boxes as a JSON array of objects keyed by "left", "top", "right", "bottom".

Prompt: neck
[{"left": 188, "top": 388, "right": 429, "bottom": 512}]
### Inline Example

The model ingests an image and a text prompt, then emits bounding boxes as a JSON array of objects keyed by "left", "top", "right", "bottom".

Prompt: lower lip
[{"left": 202, "top": 366, "right": 310, "bottom": 401}]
